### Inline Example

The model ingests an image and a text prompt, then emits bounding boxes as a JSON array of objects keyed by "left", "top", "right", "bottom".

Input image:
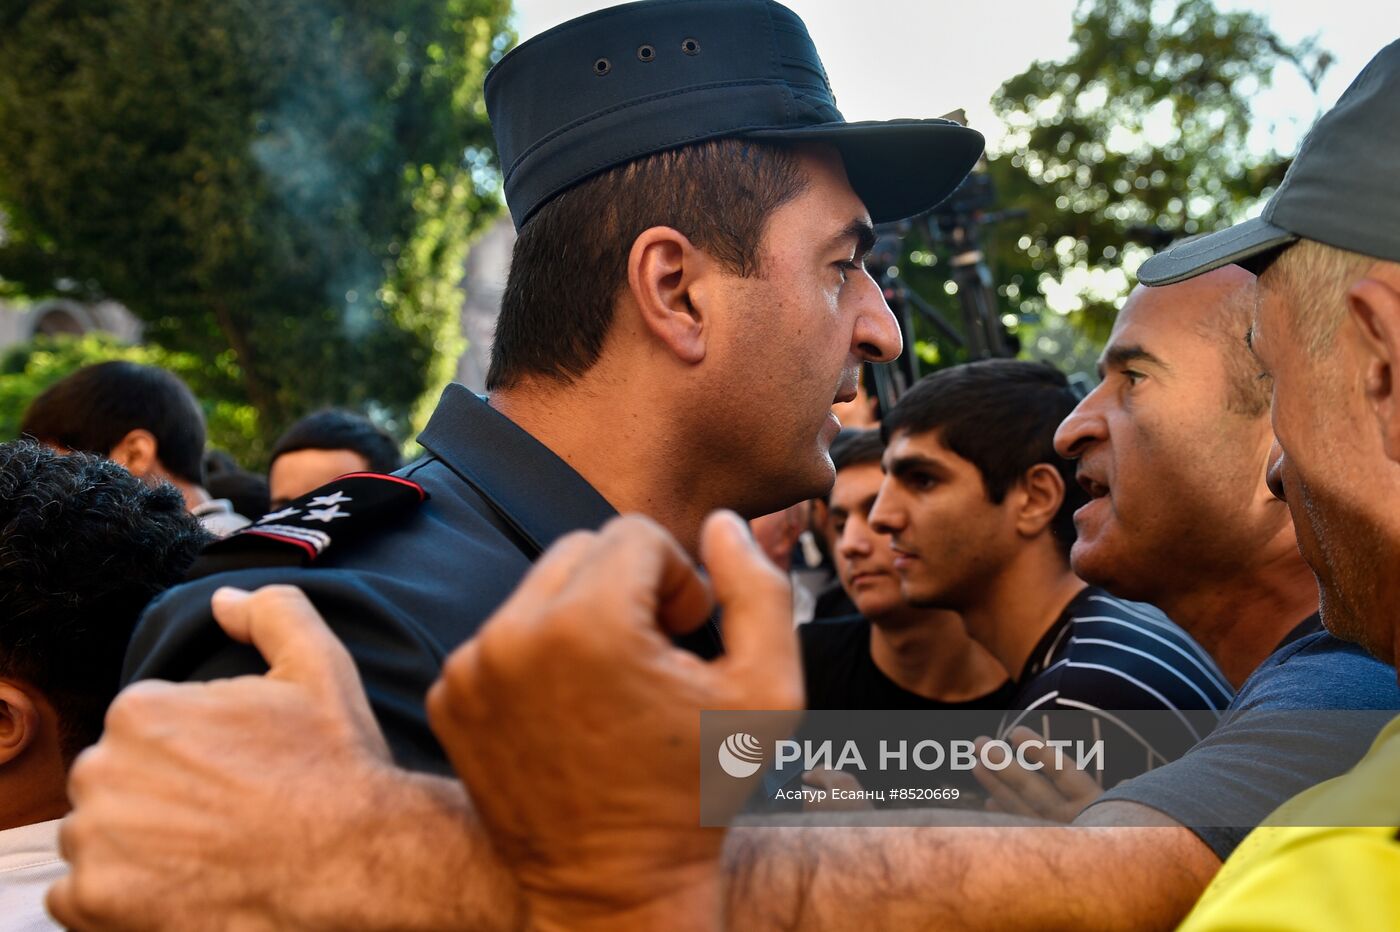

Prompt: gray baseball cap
[
  {"left": 485, "top": 0, "right": 984, "bottom": 228},
  {"left": 1137, "top": 38, "right": 1400, "bottom": 286}
]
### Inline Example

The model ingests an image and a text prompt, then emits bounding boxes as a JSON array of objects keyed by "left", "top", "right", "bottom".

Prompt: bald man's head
[
  {"left": 1136, "top": 264, "right": 1270, "bottom": 418},
  {"left": 1053, "top": 265, "right": 1296, "bottom": 612}
]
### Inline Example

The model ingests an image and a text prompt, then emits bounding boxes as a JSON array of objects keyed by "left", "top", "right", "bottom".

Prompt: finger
[
  {"left": 1044, "top": 753, "right": 1103, "bottom": 800},
  {"left": 974, "top": 766, "right": 1041, "bottom": 817},
  {"left": 1002, "top": 728, "right": 1076, "bottom": 795},
  {"left": 1006, "top": 726, "right": 1044, "bottom": 746},
  {"left": 970, "top": 762, "right": 1038, "bottom": 818},
  {"left": 45, "top": 875, "right": 78, "bottom": 930},
  {"left": 974, "top": 735, "right": 1067, "bottom": 815},
  {"left": 1003, "top": 726, "right": 1100, "bottom": 799},
  {"left": 702, "top": 511, "right": 799, "bottom": 691},
  {"left": 970, "top": 738, "right": 1042, "bottom": 818},
  {"left": 213, "top": 586, "right": 352, "bottom": 693},
  {"left": 488, "top": 530, "right": 600, "bottom": 629},
  {"left": 435, "top": 532, "right": 599, "bottom": 705},
  {"left": 827, "top": 770, "right": 863, "bottom": 792},
  {"left": 210, "top": 586, "right": 386, "bottom": 755},
  {"left": 1002, "top": 722, "right": 1097, "bottom": 800},
  {"left": 580, "top": 516, "right": 714, "bottom": 637},
  {"left": 45, "top": 870, "right": 102, "bottom": 932},
  {"left": 427, "top": 640, "right": 484, "bottom": 737}
]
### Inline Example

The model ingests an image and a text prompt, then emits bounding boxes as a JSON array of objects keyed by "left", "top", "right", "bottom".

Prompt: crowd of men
[
  {"left": 0, "top": 0, "right": 1397, "bottom": 928},
  {"left": 18, "top": 359, "right": 402, "bottom": 535}
]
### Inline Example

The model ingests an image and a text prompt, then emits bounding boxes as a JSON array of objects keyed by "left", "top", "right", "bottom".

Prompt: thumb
[
  {"left": 211, "top": 585, "right": 390, "bottom": 758},
  {"left": 701, "top": 511, "right": 801, "bottom": 706}
]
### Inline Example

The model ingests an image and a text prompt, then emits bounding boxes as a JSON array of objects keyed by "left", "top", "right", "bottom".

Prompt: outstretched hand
[{"left": 972, "top": 726, "right": 1104, "bottom": 823}]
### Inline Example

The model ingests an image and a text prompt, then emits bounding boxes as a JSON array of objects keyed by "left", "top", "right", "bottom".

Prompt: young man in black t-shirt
[{"left": 801, "top": 428, "right": 1011, "bottom": 710}]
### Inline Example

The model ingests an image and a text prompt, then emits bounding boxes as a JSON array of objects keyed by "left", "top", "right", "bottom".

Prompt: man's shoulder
[
  {"left": 0, "top": 818, "right": 62, "bottom": 932},
  {"left": 1063, "top": 587, "right": 1208, "bottom": 654},
  {"left": 1233, "top": 631, "right": 1400, "bottom": 711},
  {"left": 127, "top": 458, "right": 538, "bottom": 685},
  {"left": 126, "top": 539, "right": 529, "bottom": 774},
  {"left": 1265, "top": 629, "right": 1366, "bottom": 667},
  {"left": 1051, "top": 587, "right": 1234, "bottom": 710}
]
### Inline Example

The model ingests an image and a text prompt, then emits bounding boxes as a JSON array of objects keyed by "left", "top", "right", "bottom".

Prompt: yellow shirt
[{"left": 1177, "top": 713, "right": 1400, "bottom": 930}]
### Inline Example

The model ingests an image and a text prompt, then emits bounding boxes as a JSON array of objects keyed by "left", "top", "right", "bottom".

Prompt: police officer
[
  {"left": 122, "top": 0, "right": 982, "bottom": 772},
  {"left": 49, "top": 4, "right": 982, "bottom": 926}
]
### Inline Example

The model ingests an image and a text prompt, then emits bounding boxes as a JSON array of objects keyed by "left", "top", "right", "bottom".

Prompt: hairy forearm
[
  {"left": 287, "top": 770, "right": 723, "bottom": 932},
  {"left": 722, "top": 820, "right": 1219, "bottom": 932},
  {"left": 529, "top": 869, "right": 723, "bottom": 932},
  {"left": 290, "top": 769, "right": 524, "bottom": 931}
]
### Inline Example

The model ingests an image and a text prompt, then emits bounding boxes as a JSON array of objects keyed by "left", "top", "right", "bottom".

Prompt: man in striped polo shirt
[{"left": 868, "top": 358, "right": 1230, "bottom": 789}]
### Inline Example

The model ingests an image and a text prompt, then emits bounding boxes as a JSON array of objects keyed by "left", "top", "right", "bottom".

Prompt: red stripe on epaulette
[
  {"left": 239, "top": 530, "right": 319, "bottom": 558},
  {"left": 329, "top": 472, "right": 428, "bottom": 500},
  {"left": 186, "top": 472, "right": 430, "bottom": 581}
]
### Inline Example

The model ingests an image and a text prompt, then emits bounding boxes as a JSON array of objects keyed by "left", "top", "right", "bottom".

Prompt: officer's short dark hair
[
  {"left": 0, "top": 441, "right": 209, "bottom": 760},
  {"left": 487, "top": 138, "right": 808, "bottom": 391},
  {"left": 830, "top": 428, "right": 884, "bottom": 475},
  {"left": 881, "top": 359, "right": 1085, "bottom": 553},
  {"left": 19, "top": 361, "right": 207, "bottom": 486},
  {"left": 270, "top": 409, "right": 401, "bottom": 474}
]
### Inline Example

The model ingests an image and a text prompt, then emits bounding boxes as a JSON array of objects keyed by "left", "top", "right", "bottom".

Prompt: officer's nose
[{"left": 852, "top": 276, "right": 902, "bottom": 364}]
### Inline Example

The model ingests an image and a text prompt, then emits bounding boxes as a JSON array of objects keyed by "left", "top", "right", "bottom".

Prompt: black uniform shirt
[{"left": 122, "top": 385, "right": 721, "bottom": 774}]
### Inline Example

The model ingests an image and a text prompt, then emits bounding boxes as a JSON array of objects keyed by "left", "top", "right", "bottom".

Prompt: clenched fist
[{"left": 428, "top": 512, "right": 804, "bottom": 932}]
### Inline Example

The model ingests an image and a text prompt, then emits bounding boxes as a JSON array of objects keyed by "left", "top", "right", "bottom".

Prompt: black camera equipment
[{"left": 864, "top": 122, "right": 1026, "bottom": 417}]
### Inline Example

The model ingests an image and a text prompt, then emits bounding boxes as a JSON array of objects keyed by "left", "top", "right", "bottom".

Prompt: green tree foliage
[
  {"left": 0, "top": 333, "right": 259, "bottom": 461},
  {"left": 0, "top": 0, "right": 512, "bottom": 458},
  {"left": 894, "top": 0, "right": 1330, "bottom": 371}
]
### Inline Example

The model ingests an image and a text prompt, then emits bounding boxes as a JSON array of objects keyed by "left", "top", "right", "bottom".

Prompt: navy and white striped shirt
[{"left": 1001, "top": 586, "right": 1233, "bottom": 788}]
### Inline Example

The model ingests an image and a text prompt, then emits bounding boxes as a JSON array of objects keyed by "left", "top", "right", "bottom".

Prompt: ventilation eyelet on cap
[
  {"left": 637, "top": 44, "right": 655, "bottom": 62},
  {"left": 681, "top": 37, "right": 700, "bottom": 55},
  {"left": 593, "top": 57, "right": 611, "bottom": 76}
]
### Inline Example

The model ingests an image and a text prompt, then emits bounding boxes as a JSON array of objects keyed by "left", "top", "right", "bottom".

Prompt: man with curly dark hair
[{"left": 0, "top": 441, "right": 208, "bottom": 928}]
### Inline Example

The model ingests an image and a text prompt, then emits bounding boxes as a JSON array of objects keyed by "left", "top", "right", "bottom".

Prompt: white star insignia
[
  {"left": 308, "top": 490, "right": 353, "bottom": 508},
  {"left": 302, "top": 505, "right": 350, "bottom": 524},
  {"left": 258, "top": 507, "right": 301, "bottom": 523}
]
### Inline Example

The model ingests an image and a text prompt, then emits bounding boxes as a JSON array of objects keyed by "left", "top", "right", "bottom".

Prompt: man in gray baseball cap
[{"left": 1135, "top": 38, "right": 1400, "bottom": 930}]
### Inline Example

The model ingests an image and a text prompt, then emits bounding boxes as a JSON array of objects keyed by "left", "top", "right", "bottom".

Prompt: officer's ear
[
  {"left": 1348, "top": 265, "right": 1400, "bottom": 464},
  {"left": 625, "top": 225, "right": 712, "bottom": 365},
  {"left": 108, "top": 429, "right": 160, "bottom": 481}
]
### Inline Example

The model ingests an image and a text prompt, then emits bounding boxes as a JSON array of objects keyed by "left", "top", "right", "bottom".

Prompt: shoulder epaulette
[{"left": 186, "top": 472, "right": 428, "bottom": 581}]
